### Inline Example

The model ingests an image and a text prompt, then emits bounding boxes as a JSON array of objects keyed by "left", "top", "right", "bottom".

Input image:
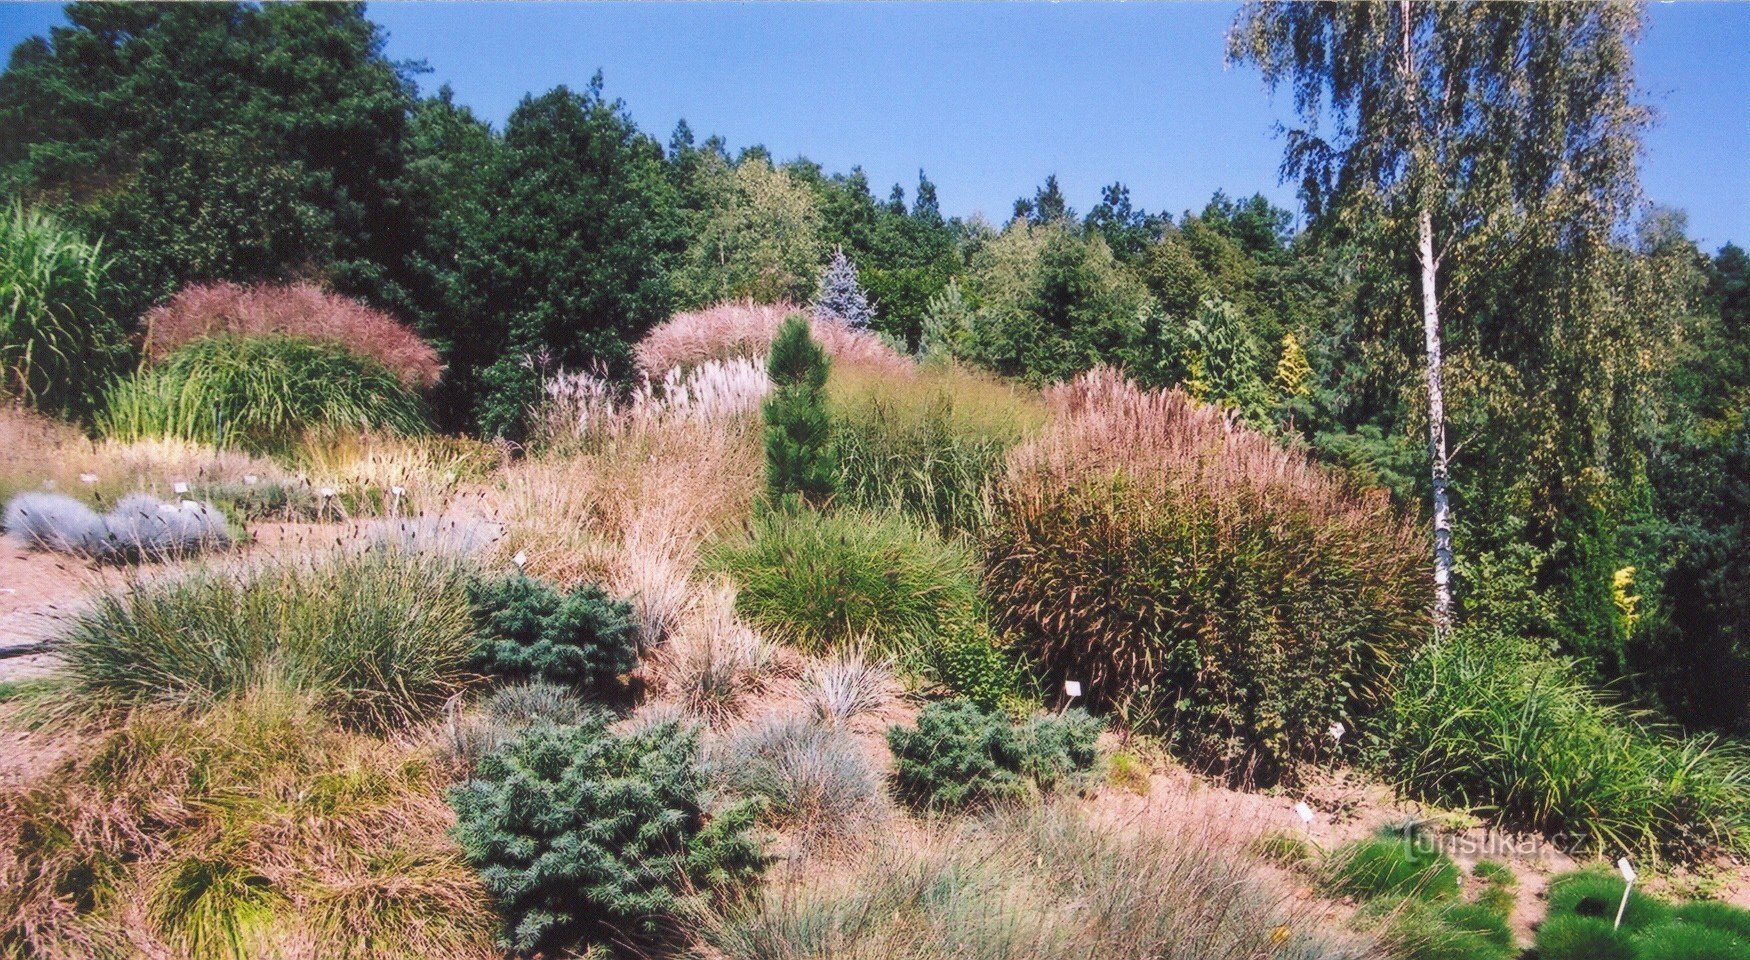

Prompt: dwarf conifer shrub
[
  {"left": 762, "top": 314, "right": 836, "bottom": 503},
  {"left": 985, "top": 368, "right": 1425, "bottom": 780},
  {"left": 100, "top": 335, "right": 426, "bottom": 454},
  {"left": 446, "top": 713, "right": 764, "bottom": 954},
  {"left": 466, "top": 573, "right": 639, "bottom": 693},
  {"left": 888, "top": 698, "right": 1101, "bottom": 810}
]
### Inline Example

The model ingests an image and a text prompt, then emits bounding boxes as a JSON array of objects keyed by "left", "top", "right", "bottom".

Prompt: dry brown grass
[
  {"left": 0, "top": 693, "right": 497, "bottom": 960},
  {"left": 635, "top": 300, "right": 913, "bottom": 380},
  {"left": 139, "top": 282, "right": 444, "bottom": 389}
]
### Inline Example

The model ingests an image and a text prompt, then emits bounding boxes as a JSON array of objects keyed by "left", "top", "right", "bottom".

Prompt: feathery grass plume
[
  {"left": 54, "top": 547, "right": 477, "bottom": 731},
  {"left": 100, "top": 335, "right": 427, "bottom": 455},
  {"left": 716, "top": 714, "right": 886, "bottom": 837},
  {"left": 634, "top": 300, "right": 912, "bottom": 380},
  {"left": 697, "top": 799, "right": 1375, "bottom": 960},
  {"left": 0, "top": 694, "right": 499, "bottom": 959},
  {"left": 1384, "top": 636, "right": 1750, "bottom": 860},
  {"left": 706, "top": 505, "right": 980, "bottom": 657},
  {"left": 986, "top": 366, "right": 1425, "bottom": 781},
  {"left": 0, "top": 201, "right": 127, "bottom": 419},
  {"left": 139, "top": 281, "right": 443, "bottom": 389},
  {"left": 291, "top": 429, "right": 503, "bottom": 517},
  {"left": 443, "top": 680, "right": 590, "bottom": 771},
  {"left": 800, "top": 647, "right": 892, "bottom": 726},
  {"left": 535, "top": 357, "right": 770, "bottom": 448},
  {"left": 810, "top": 247, "right": 875, "bottom": 329}
]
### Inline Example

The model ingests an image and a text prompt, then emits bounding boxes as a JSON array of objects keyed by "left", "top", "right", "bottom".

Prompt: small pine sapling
[{"left": 762, "top": 314, "right": 837, "bottom": 504}]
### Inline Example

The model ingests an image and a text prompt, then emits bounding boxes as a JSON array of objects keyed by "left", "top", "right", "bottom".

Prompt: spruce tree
[
  {"left": 763, "top": 314, "right": 837, "bottom": 503},
  {"left": 811, "top": 248, "right": 875, "bottom": 329}
]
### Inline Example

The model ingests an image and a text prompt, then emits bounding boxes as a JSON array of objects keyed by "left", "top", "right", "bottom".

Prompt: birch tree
[{"left": 1229, "top": 1, "right": 1647, "bottom": 632}]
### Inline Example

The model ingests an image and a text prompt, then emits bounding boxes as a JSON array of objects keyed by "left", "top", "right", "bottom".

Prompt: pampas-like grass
[{"left": 4, "top": 490, "right": 229, "bottom": 560}]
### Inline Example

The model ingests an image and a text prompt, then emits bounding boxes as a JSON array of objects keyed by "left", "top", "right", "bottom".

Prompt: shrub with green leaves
[
  {"left": 1383, "top": 636, "right": 1750, "bottom": 859},
  {"left": 707, "top": 505, "right": 979, "bottom": 656},
  {"left": 99, "top": 334, "right": 426, "bottom": 455},
  {"left": 447, "top": 712, "right": 764, "bottom": 954},
  {"left": 887, "top": 698, "right": 1101, "bottom": 810},
  {"left": 921, "top": 620, "right": 1031, "bottom": 711},
  {"left": 763, "top": 313, "right": 836, "bottom": 503},
  {"left": 466, "top": 573, "right": 639, "bottom": 692},
  {"left": 0, "top": 201, "right": 127, "bottom": 419},
  {"left": 986, "top": 369, "right": 1425, "bottom": 780}
]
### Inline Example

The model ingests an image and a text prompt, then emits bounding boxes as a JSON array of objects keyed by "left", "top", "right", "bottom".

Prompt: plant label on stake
[
  {"left": 79, "top": 473, "right": 98, "bottom": 484},
  {"left": 243, "top": 474, "right": 258, "bottom": 486},
  {"left": 1064, "top": 679, "right": 1081, "bottom": 699},
  {"left": 172, "top": 481, "right": 189, "bottom": 495},
  {"left": 1614, "top": 857, "right": 1636, "bottom": 930},
  {"left": 1328, "top": 722, "right": 1346, "bottom": 743},
  {"left": 391, "top": 486, "right": 406, "bottom": 498},
  {"left": 319, "top": 487, "right": 335, "bottom": 499},
  {"left": 513, "top": 550, "right": 527, "bottom": 569},
  {"left": 1294, "top": 802, "right": 1315, "bottom": 828}
]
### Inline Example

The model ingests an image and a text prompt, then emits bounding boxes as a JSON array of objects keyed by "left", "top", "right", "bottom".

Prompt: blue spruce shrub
[
  {"left": 811, "top": 247, "right": 875, "bottom": 329},
  {"left": 466, "top": 573, "right": 639, "bottom": 692},
  {"left": 447, "top": 712, "right": 764, "bottom": 954}
]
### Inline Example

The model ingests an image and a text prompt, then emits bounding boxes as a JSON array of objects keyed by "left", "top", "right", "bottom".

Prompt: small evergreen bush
[
  {"left": 466, "top": 573, "right": 639, "bottom": 692},
  {"left": 447, "top": 713, "right": 764, "bottom": 954},
  {"left": 762, "top": 313, "right": 836, "bottom": 503},
  {"left": 707, "top": 505, "right": 979, "bottom": 656},
  {"left": 811, "top": 248, "right": 874, "bottom": 329},
  {"left": 887, "top": 698, "right": 1101, "bottom": 810},
  {"left": 100, "top": 335, "right": 426, "bottom": 455}
]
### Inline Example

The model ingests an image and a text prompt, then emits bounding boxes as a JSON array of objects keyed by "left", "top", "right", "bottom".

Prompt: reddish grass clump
[
  {"left": 635, "top": 300, "right": 912, "bottom": 380},
  {"left": 986, "top": 367, "right": 1427, "bottom": 781},
  {"left": 140, "top": 281, "right": 443, "bottom": 389}
]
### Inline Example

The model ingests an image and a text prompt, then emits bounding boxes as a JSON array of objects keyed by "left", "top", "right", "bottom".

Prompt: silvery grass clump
[
  {"left": 801, "top": 647, "right": 892, "bottom": 726},
  {"left": 3, "top": 490, "right": 229, "bottom": 560},
  {"left": 810, "top": 248, "right": 875, "bottom": 329},
  {"left": 365, "top": 514, "right": 504, "bottom": 556},
  {"left": 714, "top": 714, "right": 886, "bottom": 838},
  {"left": 444, "top": 680, "right": 590, "bottom": 771}
]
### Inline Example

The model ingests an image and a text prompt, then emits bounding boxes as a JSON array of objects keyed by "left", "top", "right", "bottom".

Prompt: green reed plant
[
  {"left": 1382, "top": 636, "right": 1750, "bottom": 860},
  {"left": 54, "top": 547, "right": 477, "bottom": 731},
  {"left": 100, "top": 335, "right": 426, "bottom": 455},
  {"left": 0, "top": 201, "right": 127, "bottom": 418},
  {"left": 706, "top": 504, "right": 979, "bottom": 656}
]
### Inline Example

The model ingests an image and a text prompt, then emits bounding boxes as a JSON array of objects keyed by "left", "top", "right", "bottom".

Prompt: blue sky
[{"left": 2, "top": 1, "right": 1746, "bottom": 248}]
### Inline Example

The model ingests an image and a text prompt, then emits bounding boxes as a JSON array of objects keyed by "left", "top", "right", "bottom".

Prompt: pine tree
[
  {"left": 811, "top": 247, "right": 875, "bottom": 329},
  {"left": 763, "top": 314, "right": 837, "bottom": 503}
]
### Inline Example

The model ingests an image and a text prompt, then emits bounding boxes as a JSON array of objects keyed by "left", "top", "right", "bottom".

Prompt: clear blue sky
[{"left": 2, "top": 1, "right": 1746, "bottom": 249}]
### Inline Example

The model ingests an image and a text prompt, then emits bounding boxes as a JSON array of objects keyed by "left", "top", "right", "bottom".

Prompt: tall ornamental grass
[
  {"left": 139, "top": 281, "right": 444, "bottom": 388},
  {"left": 697, "top": 800, "right": 1373, "bottom": 960},
  {"left": 829, "top": 361, "right": 1044, "bottom": 538},
  {"left": 1384, "top": 636, "right": 1750, "bottom": 861},
  {"left": 634, "top": 300, "right": 913, "bottom": 379},
  {"left": 985, "top": 367, "right": 1426, "bottom": 780},
  {"left": 100, "top": 335, "right": 427, "bottom": 455},
  {"left": 54, "top": 547, "right": 478, "bottom": 731},
  {"left": 0, "top": 201, "right": 127, "bottom": 418}
]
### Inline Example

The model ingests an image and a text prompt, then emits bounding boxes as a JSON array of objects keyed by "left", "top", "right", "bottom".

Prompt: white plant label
[
  {"left": 391, "top": 486, "right": 406, "bottom": 497},
  {"left": 1614, "top": 857, "right": 1636, "bottom": 930},
  {"left": 1617, "top": 857, "right": 1636, "bottom": 883},
  {"left": 79, "top": 473, "right": 98, "bottom": 484},
  {"left": 1328, "top": 721, "right": 1346, "bottom": 742},
  {"left": 172, "top": 481, "right": 190, "bottom": 494},
  {"left": 513, "top": 551, "right": 528, "bottom": 568},
  {"left": 320, "top": 487, "right": 336, "bottom": 498},
  {"left": 1294, "top": 802, "right": 1315, "bottom": 827},
  {"left": 1063, "top": 680, "right": 1082, "bottom": 699},
  {"left": 244, "top": 474, "right": 259, "bottom": 486}
]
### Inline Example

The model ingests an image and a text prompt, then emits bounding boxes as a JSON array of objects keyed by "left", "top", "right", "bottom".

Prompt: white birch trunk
[{"left": 1418, "top": 207, "right": 1454, "bottom": 632}]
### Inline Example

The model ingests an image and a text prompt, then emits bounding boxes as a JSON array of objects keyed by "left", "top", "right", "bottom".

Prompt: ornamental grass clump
[
  {"left": 139, "top": 281, "right": 444, "bottom": 388},
  {"left": 100, "top": 335, "right": 427, "bottom": 455},
  {"left": 54, "top": 547, "right": 477, "bottom": 731},
  {"left": 1533, "top": 868, "right": 1750, "bottom": 960},
  {"left": 0, "top": 201, "right": 127, "bottom": 419},
  {"left": 985, "top": 366, "right": 1425, "bottom": 780}
]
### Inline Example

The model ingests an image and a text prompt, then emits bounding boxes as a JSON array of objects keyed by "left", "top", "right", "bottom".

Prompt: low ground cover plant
[
  {"left": 139, "top": 281, "right": 444, "bottom": 389},
  {"left": 100, "top": 335, "right": 427, "bottom": 455},
  {"left": 985, "top": 367, "right": 1426, "bottom": 780},
  {"left": 888, "top": 697, "right": 1102, "bottom": 810},
  {"left": 0, "top": 694, "right": 498, "bottom": 960},
  {"left": 466, "top": 572, "right": 639, "bottom": 694},
  {"left": 1535, "top": 867, "right": 1750, "bottom": 960},
  {"left": 55, "top": 547, "right": 477, "bottom": 730},
  {"left": 1383, "top": 635, "right": 1750, "bottom": 859},
  {"left": 707, "top": 504, "right": 980, "bottom": 656},
  {"left": 447, "top": 711, "right": 764, "bottom": 955},
  {"left": 1317, "top": 829, "right": 1515, "bottom": 960},
  {"left": 3, "top": 490, "right": 230, "bottom": 560}
]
